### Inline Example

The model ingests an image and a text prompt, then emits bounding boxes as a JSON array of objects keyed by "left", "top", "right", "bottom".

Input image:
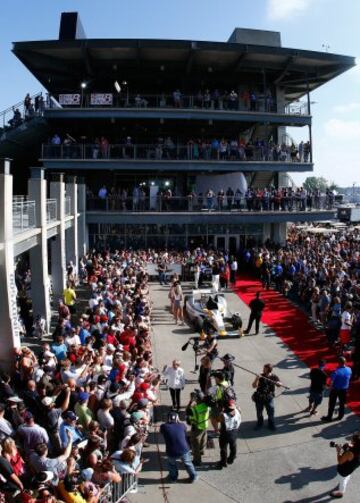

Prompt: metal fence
[
  {"left": 52, "top": 91, "right": 309, "bottom": 115},
  {"left": 99, "top": 474, "right": 137, "bottom": 503},
  {"left": 12, "top": 200, "right": 36, "bottom": 234},
  {"left": 42, "top": 142, "right": 310, "bottom": 163},
  {"left": 0, "top": 92, "right": 43, "bottom": 131},
  {"left": 46, "top": 199, "right": 57, "bottom": 222},
  {"left": 65, "top": 196, "right": 72, "bottom": 216}
]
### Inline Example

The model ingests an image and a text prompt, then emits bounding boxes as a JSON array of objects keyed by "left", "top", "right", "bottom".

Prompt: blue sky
[{"left": 0, "top": 0, "right": 359, "bottom": 186}]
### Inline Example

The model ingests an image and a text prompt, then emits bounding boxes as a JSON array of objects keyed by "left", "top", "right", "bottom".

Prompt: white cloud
[
  {"left": 324, "top": 118, "right": 360, "bottom": 141},
  {"left": 333, "top": 102, "right": 360, "bottom": 114},
  {"left": 267, "top": 0, "right": 313, "bottom": 21}
]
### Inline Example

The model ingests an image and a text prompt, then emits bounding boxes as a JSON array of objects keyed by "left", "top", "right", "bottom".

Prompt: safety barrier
[{"left": 98, "top": 473, "right": 137, "bottom": 503}]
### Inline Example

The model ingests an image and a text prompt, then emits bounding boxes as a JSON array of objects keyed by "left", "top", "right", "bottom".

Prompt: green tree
[{"left": 303, "top": 176, "right": 329, "bottom": 192}]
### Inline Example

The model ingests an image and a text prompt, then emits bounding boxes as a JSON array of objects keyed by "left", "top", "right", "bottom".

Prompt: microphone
[{"left": 181, "top": 340, "right": 191, "bottom": 351}]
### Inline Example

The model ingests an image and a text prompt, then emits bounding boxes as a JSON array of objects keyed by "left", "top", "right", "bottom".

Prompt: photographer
[
  {"left": 186, "top": 390, "right": 209, "bottom": 466},
  {"left": 330, "top": 432, "right": 360, "bottom": 498}
]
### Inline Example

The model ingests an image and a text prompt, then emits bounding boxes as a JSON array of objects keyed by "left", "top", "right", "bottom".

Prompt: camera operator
[
  {"left": 330, "top": 432, "right": 360, "bottom": 498},
  {"left": 186, "top": 390, "right": 209, "bottom": 466},
  {"left": 198, "top": 332, "right": 218, "bottom": 362}
]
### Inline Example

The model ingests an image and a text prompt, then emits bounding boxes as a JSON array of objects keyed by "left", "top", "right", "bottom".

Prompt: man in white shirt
[
  {"left": 218, "top": 400, "right": 241, "bottom": 469},
  {"left": 162, "top": 360, "right": 185, "bottom": 411},
  {"left": 230, "top": 259, "right": 238, "bottom": 284}
]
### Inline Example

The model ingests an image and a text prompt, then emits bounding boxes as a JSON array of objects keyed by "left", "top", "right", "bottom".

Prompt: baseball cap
[
  {"left": 78, "top": 392, "right": 89, "bottom": 402},
  {"left": 80, "top": 468, "right": 94, "bottom": 482},
  {"left": 24, "top": 411, "right": 34, "bottom": 421},
  {"left": 131, "top": 411, "right": 144, "bottom": 423},
  {"left": 64, "top": 410, "right": 77, "bottom": 421},
  {"left": 138, "top": 398, "right": 149, "bottom": 408},
  {"left": 42, "top": 396, "right": 55, "bottom": 407},
  {"left": 168, "top": 411, "right": 179, "bottom": 423}
]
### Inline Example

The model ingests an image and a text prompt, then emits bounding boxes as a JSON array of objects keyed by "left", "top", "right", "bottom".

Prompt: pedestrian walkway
[{"left": 129, "top": 282, "right": 359, "bottom": 503}]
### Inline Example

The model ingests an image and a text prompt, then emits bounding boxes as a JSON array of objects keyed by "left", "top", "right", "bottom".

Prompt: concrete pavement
[{"left": 129, "top": 282, "right": 359, "bottom": 503}]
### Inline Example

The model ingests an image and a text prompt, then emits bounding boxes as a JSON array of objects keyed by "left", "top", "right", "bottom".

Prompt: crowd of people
[
  {"left": 4, "top": 234, "right": 360, "bottom": 500},
  {"left": 245, "top": 227, "right": 360, "bottom": 373},
  {"left": 46, "top": 133, "right": 310, "bottom": 164},
  {"left": 0, "top": 250, "right": 160, "bottom": 501},
  {"left": 5, "top": 94, "right": 46, "bottom": 131},
  {"left": 87, "top": 183, "right": 334, "bottom": 213}
]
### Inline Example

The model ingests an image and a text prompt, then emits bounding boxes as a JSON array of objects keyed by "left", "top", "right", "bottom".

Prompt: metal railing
[
  {"left": 52, "top": 91, "right": 309, "bottom": 115},
  {"left": 87, "top": 194, "right": 335, "bottom": 213},
  {"left": 65, "top": 196, "right": 72, "bottom": 216},
  {"left": 0, "top": 92, "right": 44, "bottom": 132},
  {"left": 46, "top": 199, "right": 57, "bottom": 222},
  {"left": 12, "top": 199, "right": 36, "bottom": 234},
  {"left": 42, "top": 142, "right": 311, "bottom": 163},
  {"left": 99, "top": 473, "right": 137, "bottom": 503}
]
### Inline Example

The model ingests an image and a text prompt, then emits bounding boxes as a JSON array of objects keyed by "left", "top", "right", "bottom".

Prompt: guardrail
[
  {"left": 42, "top": 143, "right": 310, "bottom": 163},
  {"left": 99, "top": 473, "right": 137, "bottom": 503},
  {"left": 0, "top": 92, "right": 43, "bottom": 131},
  {"left": 65, "top": 196, "right": 72, "bottom": 216},
  {"left": 12, "top": 200, "right": 36, "bottom": 234},
  {"left": 50, "top": 91, "right": 309, "bottom": 115},
  {"left": 46, "top": 199, "right": 57, "bottom": 223},
  {"left": 87, "top": 195, "right": 335, "bottom": 212}
]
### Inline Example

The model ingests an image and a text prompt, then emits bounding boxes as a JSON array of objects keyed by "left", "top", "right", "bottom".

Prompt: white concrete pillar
[
  {"left": 271, "top": 222, "right": 287, "bottom": 245},
  {"left": 28, "top": 168, "right": 51, "bottom": 331},
  {"left": 65, "top": 176, "right": 78, "bottom": 274},
  {"left": 77, "top": 178, "right": 88, "bottom": 257},
  {"left": 0, "top": 159, "right": 22, "bottom": 370},
  {"left": 50, "top": 173, "right": 66, "bottom": 299}
]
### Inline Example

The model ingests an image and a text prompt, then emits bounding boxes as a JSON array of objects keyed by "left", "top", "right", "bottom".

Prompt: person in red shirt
[{"left": 119, "top": 326, "right": 136, "bottom": 348}]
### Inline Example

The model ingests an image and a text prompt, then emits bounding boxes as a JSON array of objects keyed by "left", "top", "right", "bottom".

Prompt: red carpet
[{"left": 234, "top": 275, "right": 360, "bottom": 416}]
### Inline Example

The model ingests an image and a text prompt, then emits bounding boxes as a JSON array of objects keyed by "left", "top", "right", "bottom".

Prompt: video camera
[
  {"left": 329, "top": 441, "right": 350, "bottom": 451},
  {"left": 181, "top": 337, "right": 200, "bottom": 352}
]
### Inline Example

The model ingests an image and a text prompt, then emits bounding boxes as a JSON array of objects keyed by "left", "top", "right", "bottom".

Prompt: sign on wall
[
  {"left": 90, "top": 93, "right": 113, "bottom": 105},
  {"left": 59, "top": 94, "right": 81, "bottom": 105}
]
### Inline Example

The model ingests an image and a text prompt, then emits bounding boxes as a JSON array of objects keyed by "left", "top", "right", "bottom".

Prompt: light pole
[{"left": 80, "top": 82, "right": 87, "bottom": 107}]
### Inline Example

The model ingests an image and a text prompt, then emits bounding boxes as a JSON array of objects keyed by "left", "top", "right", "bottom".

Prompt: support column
[
  {"left": 50, "top": 173, "right": 66, "bottom": 299},
  {"left": 65, "top": 176, "right": 78, "bottom": 274},
  {"left": 271, "top": 222, "right": 287, "bottom": 245},
  {"left": 0, "top": 159, "right": 21, "bottom": 370},
  {"left": 77, "top": 177, "right": 88, "bottom": 257},
  {"left": 28, "top": 168, "right": 51, "bottom": 331}
]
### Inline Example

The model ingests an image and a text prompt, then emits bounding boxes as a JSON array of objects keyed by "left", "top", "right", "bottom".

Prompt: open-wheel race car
[{"left": 184, "top": 289, "right": 243, "bottom": 338}]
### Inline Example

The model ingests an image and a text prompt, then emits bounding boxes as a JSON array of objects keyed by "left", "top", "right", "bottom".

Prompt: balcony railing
[
  {"left": 12, "top": 199, "right": 36, "bottom": 234},
  {"left": 42, "top": 143, "right": 311, "bottom": 163},
  {"left": 46, "top": 199, "right": 57, "bottom": 223},
  {"left": 87, "top": 195, "right": 334, "bottom": 213},
  {"left": 65, "top": 196, "right": 72, "bottom": 216},
  {"left": 50, "top": 91, "right": 309, "bottom": 116}
]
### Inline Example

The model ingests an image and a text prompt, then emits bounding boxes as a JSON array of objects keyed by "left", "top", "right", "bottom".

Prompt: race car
[{"left": 184, "top": 289, "right": 243, "bottom": 338}]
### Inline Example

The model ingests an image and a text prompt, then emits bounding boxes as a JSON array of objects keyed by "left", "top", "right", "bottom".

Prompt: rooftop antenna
[{"left": 322, "top": 43, "right": 330, "bottom": 52}]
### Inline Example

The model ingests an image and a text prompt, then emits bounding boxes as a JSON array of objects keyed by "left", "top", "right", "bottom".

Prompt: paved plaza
[{"left": 129, "top": 282, "right": 359, "bottom": 503}]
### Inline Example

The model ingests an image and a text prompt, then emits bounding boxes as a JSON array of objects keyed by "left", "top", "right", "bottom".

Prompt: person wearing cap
[
  {"left": 160, "top": 411, "right": 198, "bottom": 483},
  {"left": 17, "top": 411, "right": 49, "bottom": 456},
  {"left": 186, "top": 390, "right": 210, "bottom": 466},
  {"left": 217, "top": 400, "right": 241, "bottom": 469},
  {"left": 221, "top": 354, "right": 235, "bottom": 386},
  {"left": 321, "top": 356, "right": 352, "bottom": 422},
  {"left": 74, "top": 392, "right": 94, "bottom": 430},
  {"left": 59, "top": 411, "right": 84, "bottom": 449},
  {"left": 208, "top": 372, "right": 230, "bottom": 434}
]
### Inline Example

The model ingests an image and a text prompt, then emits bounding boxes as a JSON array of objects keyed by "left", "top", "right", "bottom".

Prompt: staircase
[{"left": 0, "top": 92, "right": 49, "bottom": 160}]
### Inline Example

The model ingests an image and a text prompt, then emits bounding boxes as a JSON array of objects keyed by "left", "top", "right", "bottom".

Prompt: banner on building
[
  {"left": 90, "top": 93, "right": 113, "bottom": 105},
  {"left": 59, "top": 94, "right": 81, "bottom": 105}
]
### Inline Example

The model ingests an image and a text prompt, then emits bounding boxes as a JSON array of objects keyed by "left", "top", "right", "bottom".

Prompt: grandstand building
[{"left": 2, "top": 12, "right": 356, "bottom": 253}]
